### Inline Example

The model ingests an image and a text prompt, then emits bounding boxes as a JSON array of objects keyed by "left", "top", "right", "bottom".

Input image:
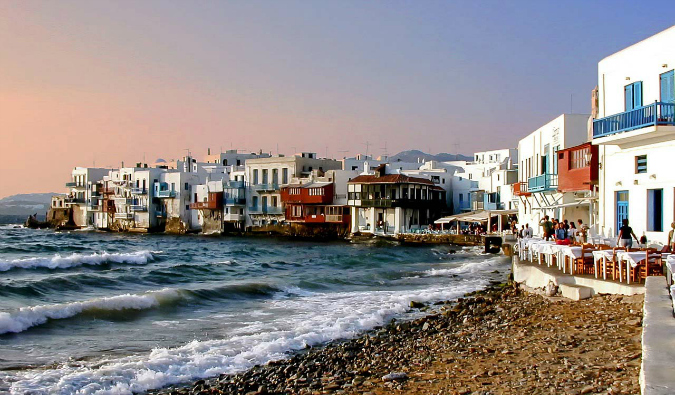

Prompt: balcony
[
  {"left": 191, "top": 201, "right": 221, "bottom": 210},
  {"left": 156, "top": 190, "right": 176, "bottom": 198},
  {"left": 458, "top": 201, "right": 471, "bottom": 211},
  {"left": 65, "top": 181, "right": 77, "bottom": 187},
  {"left": 358, "top": 198, "right": 444, "bottom": 209},
  {"left": 527, "top": 174, "right": 558, "bottom": 193},
  {"left": 113, "top": 197, "right": 132, "bottom": 204},
  {"left": 254, "top": 183, "right": 279, "bottom": 192},
  {"left": 114, "top": 212, "right": 133, "bottom": 220},
  {"left": 224, "top": 197, "right": 246, "bottom": 205},
  {"left": 64, "top": 197, "right": 85, "bottom": 205},
  {"left": 131, "top": 204, "right": 148, "bottom": 212},
  {"left": 131, "top": 188, "right": 148, "bottom": 195},
  {"left": 248, "top": 206, "right": 283, "bottom": 215},
  {"left": 593, "top": 102, "right": 675, "bottom": 140},
  {"left": 223, "top": 213, "right": 244, "bottom": 222},
  {"left": 512, "top": 182, "right": 531, "bottom": 196},
  {"left": 226, "top": 181, "right": 245, "bottom": 189}
]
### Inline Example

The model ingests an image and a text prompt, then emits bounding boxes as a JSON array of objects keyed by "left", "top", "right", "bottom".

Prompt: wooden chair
[
  {"left": 637, "top": 250, "right": 663, "bottom": 282},
  {"left": 608, "top": 247, "right": 626, "bottom": 281},
  {"left": 574, "top": 245, "right": 596, "bottom": 275}
]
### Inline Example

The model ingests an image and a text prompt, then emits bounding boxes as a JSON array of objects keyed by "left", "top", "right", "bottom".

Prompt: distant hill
[
  {"left": 0, "top": 193, "right": 60, "bottom": 223},
  {"left": 389, "top": 150, "right": 472, "bottom": 163}
]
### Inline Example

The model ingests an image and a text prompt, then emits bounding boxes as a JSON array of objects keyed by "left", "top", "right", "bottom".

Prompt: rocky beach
[{"left": 154, "top": 283, "right": 643, "bottom": 395}]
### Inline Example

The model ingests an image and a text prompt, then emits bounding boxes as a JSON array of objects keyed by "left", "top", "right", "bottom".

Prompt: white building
[
  {"left": 244, "top": 153, "right": 342, "bottom": 227},
  {"left": 593, "top": 25, "right": 675, "bottom": 244},
  {"left": 516, "top": 114, "right": 591, "bottom": 235},
  {"left": 64, "top": 167, "right": 111, "bottom": 227},
  {"left": 448, "top": 149, "right": 518, "bottom": 214}
]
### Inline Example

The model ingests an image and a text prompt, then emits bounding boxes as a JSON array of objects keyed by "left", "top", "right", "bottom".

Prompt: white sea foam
[
  {"left": 0, "top": 250, "right": 157, "bottom": 272},
  {"left": 0, "top": 289, "right": 180, "bottom": 335},
  {"left": 1, "top": 255, "right": 507, "bottom": 395},
  {"left": 424, "top": 255, "right": 507, "bottom": 277}
]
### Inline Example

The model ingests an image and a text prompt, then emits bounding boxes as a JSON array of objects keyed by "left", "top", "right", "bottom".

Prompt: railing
[
  {"left": 458, "top": 202, "right": 471, "bottom": 211},
  {"left": 113, "top": 197, "right": 132, "bottom": 204},
  {"left": 360, "top": 199, "right": 394, "bottom": 208},
  {"left": 131, "top": 188, "right": 147, "bottom": 195},
  {"left": 593, "top": 102, "right": 675, "bottom": 138},
  {"left": 226, "top": 181, "right": 245, "bottom": 189},
  {"left": 64, "top": 198, "right": 85, "bottom": 204},
  {"left": 513, "top": 181, "right": 531, "bottom": 196},
  {"left": 248, "top": 206, "right": 283, "bottom": 214},
  {"left": 190, "top": 201, "right": 221, "bottom": 210},
  {"left": 254, "top": 183, "right": 279, "bottom": 191},
  {"left": 131, "top": 204, "right": 148, "bottom": 212},
  {"left": 65, "top": 182, "right": 77, "bottom": 187},
  {"left": 223, "top": 213, "right": 244, "bottom": 221},
  {"left": 326, "top": 214, "right": 344, "bottom": 223},
  {"left": 527, "top": 173, "right": 558, "bottom": 193},
  {"left": 114, "top": 212, "right": 133, "bottom": 219},
  {"left": 224, "top": 197, "right": 246, "bottom": 205},
  {"left": 156, "top": 190, "right": 176, "bottom": 198}
]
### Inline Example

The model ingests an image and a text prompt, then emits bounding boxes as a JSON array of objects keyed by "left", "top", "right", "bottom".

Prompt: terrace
[{"left": 592, "top": 102, "right": 675, "bottom": 144}]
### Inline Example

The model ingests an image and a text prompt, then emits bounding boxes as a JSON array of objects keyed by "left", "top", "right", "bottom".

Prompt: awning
[
  {"left": 434, "top": 209, "right": 518, "bottom": 224},
  {"left": 532, "top": 200, "right": 591, "bottom": 210}
]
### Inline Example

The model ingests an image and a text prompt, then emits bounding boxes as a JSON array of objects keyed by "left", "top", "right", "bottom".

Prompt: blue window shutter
[
  {"left": 625, "top": 84, "right": 634, "bottom": 110},
  {"left": 634, "top": 81, "right": 643, "bottom": 107},
  {"left": 661, "top": 70, "right": 675, "bottom": 103}
]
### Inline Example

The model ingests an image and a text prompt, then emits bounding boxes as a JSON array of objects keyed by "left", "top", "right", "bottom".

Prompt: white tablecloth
[
  {"left": 666, "top": 255, "right": 675, "bottom": 285},
  {"left": 592, "top": 250, "right": 615, "bottom": 280}
]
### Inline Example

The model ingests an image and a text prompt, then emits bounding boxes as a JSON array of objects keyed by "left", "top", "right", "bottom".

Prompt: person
[
  {"left": 618, "top": 219, "right": 638, "bottom": 249},
  {"left": 539, "top": 215, "right": 553, "bottom": 241},
  {"left": 519, "top": 225, "right": 525, "bottom": 239},
  {"left": 669, "top": 222, "right": 675, "bottom": 252},
  {"left": 568, "top": 222, "right": 577, "bottom": 243},
  {"left": 554, "top": 223, "right": 567, "bottom": 241},
  {"left": 525, "top": 223, "right": 533, "bottom": 238},
  {"left": 578, "top": 219, "right": 589, "bottom": 244}
]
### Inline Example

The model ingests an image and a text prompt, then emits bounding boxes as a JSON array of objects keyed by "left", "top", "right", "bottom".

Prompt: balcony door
[
  {"left": 661, "top": 70, "right": 674, "bottom": 104},
  {"left": 616, "top": 191, "right": 629, "bottom": 235},
  {"left": 625, "top": 82, "right": 643, "bottom": 111}
]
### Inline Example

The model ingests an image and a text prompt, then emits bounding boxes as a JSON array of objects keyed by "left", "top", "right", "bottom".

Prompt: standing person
[
  {"left": 568, "top": 222, "right": 577, "bottom": 243},
  {"left": 668, "top": 222, "right": 675, "bottom": 252},
  {"left": 554, "top": 223, "right": 567, "bottom": 242},
  {"left": 578, "top": 219, "right": 589, "bottom": 244},
  {"left": 519, "top": 225, "right": 525, "bottom": 239},
  {"left": 525, "top": 223, "right": 533, "bottom": 238},
  {"left": 539, "top": 216, "right": 553, "bottom": 241},
  {"left": 618, "top": 219, "right": 638, "bottom": 249}
]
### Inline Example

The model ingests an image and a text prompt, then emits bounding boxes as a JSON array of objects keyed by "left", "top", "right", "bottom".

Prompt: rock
[
  {"left": 382, "top": 372, "right": 408, "bottom": 382},
  {"left": 409, "top": 301, "right": 424, "bottom": 308},
  {"left": 422, "top": 322, "right": 430, "bottom": 331}
]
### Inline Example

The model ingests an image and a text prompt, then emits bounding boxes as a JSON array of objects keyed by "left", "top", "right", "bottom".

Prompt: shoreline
[{"left": 150, "top": 281, "right": 643, "bottom": 395}]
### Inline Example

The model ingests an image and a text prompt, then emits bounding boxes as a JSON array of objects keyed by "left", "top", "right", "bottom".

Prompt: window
[
  {"left": 272, "top": 196, "right": 278, "bottom": 207},
  {"left": 253, "top": 169, "right": 259, "bottom": 185},
  {"left": 184, "top": 182, "right": 188, "bottom": 191},
  {"left": 262, "top": 169, "right": 268, "bottom": 184},
  {"left": 625, "top": 81, "right": 643, "bottom": 111},
  {"left": 252, "top": 196, "right": 258, "bottom": 208},
  {"left": 570, "top": 147, "right": 590, "bottom": 169},
  {"left": 185, "top": 205, "right": 189, "bottom": 211},
  {"left": 459, "top": 193, "right": 463, "bottom": 202},
  {"left": 635, "top": 155, "right": 647, "bottom": 174},
  {"left": 647, "top": 189, "right": 663, "bottom": 232},
  {"left": 272, "top": 169, "right": 278, "bottom": 184}
]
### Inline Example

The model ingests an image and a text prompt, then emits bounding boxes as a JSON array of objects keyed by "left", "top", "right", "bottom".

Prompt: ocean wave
[
  {"left": 0, "top": 282, "right": 285, "bottom": 335},
  {"left": 2, "top": 280, "right": 487, "bottom": 395},
  {"left": 423, "top": 255, "right": 507, "bottom": 277},
  {"left": 0, "top": 250, "right": 158, "bottom": 272},
  {"left": 0, "top": 289, "right": 180, "bottom": 335}
]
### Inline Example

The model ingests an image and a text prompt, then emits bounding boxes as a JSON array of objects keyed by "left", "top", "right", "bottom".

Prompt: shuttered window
[
  {"left": 661, "top": 70, "right": 674, "bottom": 103},
  {"left": 625, "top": 81, "right": 643, "bottom": 110}
]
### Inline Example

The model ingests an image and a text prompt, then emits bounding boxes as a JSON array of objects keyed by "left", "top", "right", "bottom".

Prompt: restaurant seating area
[{"left": 517, "top": 237, "right": 668, "bottom": 285}]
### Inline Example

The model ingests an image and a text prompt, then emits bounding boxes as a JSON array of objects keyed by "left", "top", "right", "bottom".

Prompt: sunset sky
[{"left": 1, "top": 0, "right": 673, "bottom": 198}]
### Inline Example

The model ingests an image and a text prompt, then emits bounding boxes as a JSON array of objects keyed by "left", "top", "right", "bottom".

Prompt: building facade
[{"left": 593, "top": 26, "right": 675, "bottom": 244}]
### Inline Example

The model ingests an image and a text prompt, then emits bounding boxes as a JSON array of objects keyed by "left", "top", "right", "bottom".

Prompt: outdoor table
[
  {"left": 559, "top": 246, "right": 586, "bottom": 275},
  {"left": 529, "top": 241, "right": 555, "bottom": 265},
  {"left": 666, "top": 254, "right": 675, "bottom": 286},
  {"left": 592, "top": 250, "right": 615, "bottom": 280},
  {"left": 616, "top": 251, "right": 648, "bottom": 284}
]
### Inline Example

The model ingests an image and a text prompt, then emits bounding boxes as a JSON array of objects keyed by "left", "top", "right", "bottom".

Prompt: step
[{"left": 559, "top": 283, "right": 592, "bottom": 301}]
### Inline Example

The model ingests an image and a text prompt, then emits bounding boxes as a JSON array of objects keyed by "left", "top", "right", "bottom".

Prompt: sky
[{"left": 1, "top": 0, "right": 674, "bottom": 198}]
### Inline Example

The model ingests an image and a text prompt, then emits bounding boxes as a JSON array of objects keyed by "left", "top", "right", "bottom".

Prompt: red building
[
  {"left": 556, "top": 142, "right": 599, "bottom": 193},
  {"left": 280, "top": 182, "right": 350, "bottom": 225}
]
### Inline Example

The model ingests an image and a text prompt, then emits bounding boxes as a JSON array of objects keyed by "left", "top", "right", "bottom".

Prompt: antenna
[
  {"left": 570, "top": 93, "right": 573, "bottom": 114},
  {"left": 381, "top": 141, "right": 389, "bottom": 158},
  {"left": 337, "top": 150, "right": 349, "bottom": 159},
  {"left": 452, "top": 141, "right": 460, "bottom": 160},
  {"left": 363, "top": 141, "right": 371, "bottom": 157}
]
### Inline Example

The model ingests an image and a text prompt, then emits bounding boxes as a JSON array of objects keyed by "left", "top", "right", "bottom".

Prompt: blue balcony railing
[
  {"left": 527, "top": 174, "right": 558, "bottom": 193},
  {"left": 131, "top": 188, "right": 147, "bottom": 195},
  {"left": 156, "top": 190, "right": 176, "bottom": 198},
  {"left": 224, "top": 197, "right": 246, "bottom": 205},
  {"left": 226, "top": 181, "right": 245, "bottom": 189},
  {"left": 593, "top": 102, "right": 675, "bottom": 138},
  {"left": 248, "top": 206, "right": 283, "bottom": 214},
  {"left": 458, "top": 201, "right": 471, "bottom": 211}
]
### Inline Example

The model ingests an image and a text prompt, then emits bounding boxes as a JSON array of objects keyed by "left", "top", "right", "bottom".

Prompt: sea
[{"left": 0, "top": 225, "right": 510, "bottom": 394}]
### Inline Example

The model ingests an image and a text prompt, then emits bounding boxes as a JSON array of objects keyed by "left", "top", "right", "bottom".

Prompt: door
[
  {"left": 262, "top": 196, "right": 268, "bottom": 213},
  {"left": 616, "top": 191, "right": 629, "bottom": 235}
]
